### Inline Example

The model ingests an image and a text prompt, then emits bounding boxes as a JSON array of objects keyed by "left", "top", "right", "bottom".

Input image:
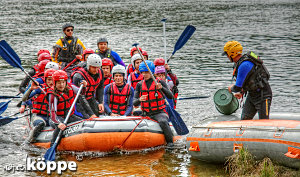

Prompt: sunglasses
[{"left": 66, "top": 29, "right": 73, "bottom": 32}]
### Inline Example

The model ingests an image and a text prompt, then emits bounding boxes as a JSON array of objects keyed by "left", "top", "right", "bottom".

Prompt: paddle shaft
[
  {"left": 161, "top": 18, "right": 167, "bottom": 60},
  {"left": 62, "top": 58, "right": 78, "bottom": 71},
  {"left": 53, "top": 84, "right": 84, "bottom": 145}
]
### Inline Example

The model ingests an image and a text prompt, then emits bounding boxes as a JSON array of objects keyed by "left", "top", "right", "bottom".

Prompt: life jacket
[
  {"left": 233, "top": 51, "right": 270, "bottom": 92},
  {"left": 71, "top": 67, "right": 102, "bottom": 100},
  {"left": 31, "top": 83, "right": 51, "bottom": 115},
  {"left": 104, "top": 74, "right": 113, "bottom": 89},
  {"left": 126, "top": 64, "right": 135, "bottom": 77},
  {"left": 109, "top": 83, "right": 131, "bottom": 115},
  {"left": 47, "top": 83, "right": 75, "bottom": 117},
  {"left": 95, "top": 49, "right": 117, "bottom": 66},
  {"left": 140, "top": 79, "right": 166, "bottom": 113},
  {"left": 32, "top": 72, "right": 45, "bottom": 81},
  {"left": 131, "top": 72, "right": 143, "bottom": 90},
  {"left": 32, "top": 64, "right": 39, "bottom": 74},
  {"left": 58, "top": 36, "right": 78, "bottom": 63}
]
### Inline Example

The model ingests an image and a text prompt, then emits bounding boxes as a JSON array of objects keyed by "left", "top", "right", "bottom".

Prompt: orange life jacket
[
  {"left": 109, "top": 83, "right": 131, "bottom": 115},
  {"left": 140, "top": 79, "right": 165, "bottom": 113},
  {"left": 72, "top": 68, "right": 102, "bottom": 100},
  {"left": 47, "top": 83, "right": 75, "bottom": 117},
  {"left": 131, "top": 72, "right": 143, "bottom": 90},
  {"left": 32, "top": 83, "right": 50, "bottom": 115}
]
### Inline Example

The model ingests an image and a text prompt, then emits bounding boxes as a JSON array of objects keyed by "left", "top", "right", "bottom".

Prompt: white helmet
[
  {"left": 87, "top": 54, "right": 102, "bottom": 69},
  {"left": 45, "top": 62, "right": 59, "bottom": 70},
  {"left": 111, "top": 65, "right": 126, "bottom": 77},
  {"left": 131, "top": 53, "right": 143, "bottom": 67}
]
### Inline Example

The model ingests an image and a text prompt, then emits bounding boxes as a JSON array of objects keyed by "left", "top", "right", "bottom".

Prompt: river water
[{"left": 0, "top": 0, "right": 299, "bottom": 176}]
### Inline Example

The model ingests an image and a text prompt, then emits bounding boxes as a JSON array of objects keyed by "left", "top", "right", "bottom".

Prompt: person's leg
[
  {"left": 27, "top": 115, "right": 46, "bottom": 143},
  {"left": 241, "top": 96, "right": 257, "bottom": 120},
  {"left": 87, "top": 98, "right": 100, "bottom": 116},
  {"left": 256, "top": 98, "right": 272, "bottom": 119},
  {"left": 151, "top": 112, "right": 174, "bottom": 145}
]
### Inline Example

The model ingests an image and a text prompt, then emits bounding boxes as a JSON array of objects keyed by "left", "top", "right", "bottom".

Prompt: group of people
[{"left": 18, "top": 23, "right": 272, "bottom": 149}]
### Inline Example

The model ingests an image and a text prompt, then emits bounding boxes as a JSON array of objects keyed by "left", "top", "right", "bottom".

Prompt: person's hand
[
  {"left": 234, "top": 92, "right": 243, "bottom": 99},
  {"left": 111, "top": 113, "right": 120, "bottom": 116},
  {"left": 19, "top": 105, "right": 26, "bottom": 114},
  {"left": 139, "top": 94, "right": 148, "bottom": 102},
  {"left": 89, "top": 114, "right": 97, "bottom": 119},
  {"left": 98, "top": 104, "right": 104, "bottom": 113},
  {"left": 80, "top": 80, "right": 87, "bottom": 87},
  {"left": 156, "top": 83, "right": 162, "bottom": 90},
  {"left": 58, "top": 123, "right": 66, "bottom": 130},
  {"left": 164, "top": 64, "right": 170, "bottom": 71},
  {"left": 228, "top": 84, "right": 234, "bottom": 93},
  {"left": 76, "top": 55, "right": 82, "bottom": 60},
  {"left": 30, "top": 82, "right": 38, "bottom": 90}
]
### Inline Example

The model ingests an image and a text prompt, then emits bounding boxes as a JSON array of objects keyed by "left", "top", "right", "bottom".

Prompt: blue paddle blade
[
  {"left": 44, "top": 143, "right": 57, "bottom": 161},
  {"left": 0, "top": 116, "right": 18, "bottom": 126},
  {"left": 172, "top": 25, "right": 196, "bottom": 55},
  {"left": 0, "top": 101, "right": 10, "bottom": 115},
  {"left": 165, "top": 100, "right": 189, "bottom": 135},
  {"left": 0, "top": 40, "right": 22, "bottom": 69}
]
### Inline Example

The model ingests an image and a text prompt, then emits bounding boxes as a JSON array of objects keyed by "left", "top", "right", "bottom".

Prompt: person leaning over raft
[
  {"left": 51, "top": 23, "right": 86, "bottom": 77},
  {"left": 95, "top": 37, "right": 125, "bottom": 67},
  {"left": 47, "top": 70, "right": 96, "bottom": 148},
  {"left": 133, "top": 60, "right": 174, "bottom": 147},
  {"left": 223, "top": 41, "right": 272, "bottom": 120},
  {"left": 104, "top": 65, "right": 134, "bottom": 116}
]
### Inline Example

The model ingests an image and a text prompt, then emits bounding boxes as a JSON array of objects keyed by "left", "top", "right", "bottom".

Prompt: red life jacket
[
  {"left": 109, "top": 83, "right": 131, "bottom": 115},
  {"left": 33, "top": 64, "right": 39, "bottom": 74},
  {"left": 47, "top": 83, "right": 75, "bottom": 117},
  {"left": 140, "top": 79, "right": 166, "bottom": 113},
  {"left": 104, "top": 74, "right": 113, "bottom": 89},
  {"left": 32, "top": 72, "right": 44, "bottom": 80},
  {"left": 131, "top": 71, "right": 143, "bottom": 90},
  {"left": 72, "top": 68, "right": 102, "bottom": 100},
  {"left": 126, "top": 64, "right": 134, "bottom": 77},
  {"left": 32, "top": 83, "right": 51, "bottom": 115}
]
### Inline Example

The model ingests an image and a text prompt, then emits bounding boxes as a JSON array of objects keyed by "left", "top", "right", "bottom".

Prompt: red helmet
[
  {"left": 82, "top": 48, "right": 94, "bottom": 61},
  {"left": 142, "top": 51, "right": 148, "bottom": 59},
  {"left": 37, "top": 49, "right": 50, "bottom": 57},
  {"left": 52, "top": 70, "right": 68, "bottom": 85},
  {"left": 130, "top": 47, "right": 142, "bottom": 57},
  {"left": 38, "top": 60, "right": 50, "bottom": 73},
  {"left": 102, "top": 58, "right": 114, "bottom": 69},
  {"left": 44, "top": 68, "right": 56, "bottom": 80},
  {"left": 38, "top": 53, "right": 52, "bottom": 62},
  {"left": 154, "top": 58, "right": 165, "bottom": 66}
]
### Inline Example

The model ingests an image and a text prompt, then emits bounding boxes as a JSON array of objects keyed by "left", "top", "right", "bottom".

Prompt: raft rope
[
  {"left": 118, "top": 119, "right": 144, "bottom": 149},
  {"left": 192, "top": 126, "right": 300, "bottom": 131}
]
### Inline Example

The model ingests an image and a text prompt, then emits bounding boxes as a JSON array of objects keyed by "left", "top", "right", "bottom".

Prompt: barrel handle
[
  {"left": 189, "top": 142, "right": 200, "bottom": 152},
  {"left": 285, "top": 147, "right": 300, "bottom": 159}
]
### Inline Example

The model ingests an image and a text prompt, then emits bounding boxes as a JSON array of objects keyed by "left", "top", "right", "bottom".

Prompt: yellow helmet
[{"left": 222, "top": 41, "right": 243, "bottom": 59}]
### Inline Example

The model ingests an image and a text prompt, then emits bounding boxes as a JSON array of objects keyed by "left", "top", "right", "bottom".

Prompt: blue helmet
[{"left": 139, "top": 60, "right": 155, "bottom": 74}]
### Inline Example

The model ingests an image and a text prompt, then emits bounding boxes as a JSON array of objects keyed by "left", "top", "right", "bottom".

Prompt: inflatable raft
[
  {"left": 32, "top": 116, "right": 180, "bottom": 152},
  {"left": 186, "top": 113, "right": 300, "bottom": 169}
]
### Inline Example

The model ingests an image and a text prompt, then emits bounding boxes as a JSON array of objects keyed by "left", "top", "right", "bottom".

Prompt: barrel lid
[{"left": 213, "top": 89, "right": 234, "bottom": 106}]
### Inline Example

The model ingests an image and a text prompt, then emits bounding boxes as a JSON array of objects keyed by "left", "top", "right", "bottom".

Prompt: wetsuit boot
[{"left": 27, "top": 122, "right": 45, "bottom": 143}]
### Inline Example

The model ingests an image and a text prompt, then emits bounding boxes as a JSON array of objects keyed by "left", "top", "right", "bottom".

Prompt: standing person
[
  {"left": 19, "top": 51, "right": 51, "bottom": 93},
  {"left": 47, "top": 70, "right": 96, "bottom": 147},
  {"left": 133, "top": 60, "right": 174, "bottom": 147},
  {"left": 51, "top": 23, "right": 86, "bottom": 77},
  {"left": 125, "top": 47, "right": 143, "bottom": 78},
  {"left": 223, "top": 41, "right": 272, "bottom": 120},
  {"left": 101, "top": 58, "right": 114, "bottom": 89},
  {"left": 127, "top": 54, "right": 144, "bottom": 90},
  {"left": 104, "top": 65, "right": 134, "bottom": 116},
  {"left": 95, "top": 37, "right": 125, "bottom": 67},
  {"left": 71, "top": 54, "right": 105, "bottom": 117}
]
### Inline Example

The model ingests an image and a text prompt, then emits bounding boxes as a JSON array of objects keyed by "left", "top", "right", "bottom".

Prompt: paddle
[
  {"left": 161, "top": 18, "right": 167, "bottom": 60},
  {"left": 133, "top": 43, "right": 189, "bottom": 135},
  {"left": 0, "top": 95, "right": 21, "bottom": 99},
  {"left": 167, "top": 25, "right": 196, "bottom": 63},
  {"left": 177, "top": 96, "right": 210, "bottom": 100},
  {"left": 0, "top": 111, "right": 29, "bottom": 127},
  {"left": 0, "top": 93, "right": 21, "bottom": 115},
  {"left": 0, "top": 40, "right": 46, "bottom": 94},
  {"left": 62, "top": 58, "right": 78, "bottom": 71},
  {"left": 44, "top": 84, "right": 84, "bottom": 161}
]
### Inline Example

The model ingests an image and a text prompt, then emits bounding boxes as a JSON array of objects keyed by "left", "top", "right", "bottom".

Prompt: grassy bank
[{"left": 225, "top": 147, "right": 300, "bottom": 177}]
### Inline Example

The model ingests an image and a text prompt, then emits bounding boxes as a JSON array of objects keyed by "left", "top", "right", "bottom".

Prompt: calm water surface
[{"left": 0, "top": 0, "right": 299, "bottom": 176}]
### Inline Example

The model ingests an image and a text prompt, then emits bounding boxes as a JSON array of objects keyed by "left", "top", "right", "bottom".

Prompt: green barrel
[{"left": 213, "top": 89, "right": 239, "bottom": 115}]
